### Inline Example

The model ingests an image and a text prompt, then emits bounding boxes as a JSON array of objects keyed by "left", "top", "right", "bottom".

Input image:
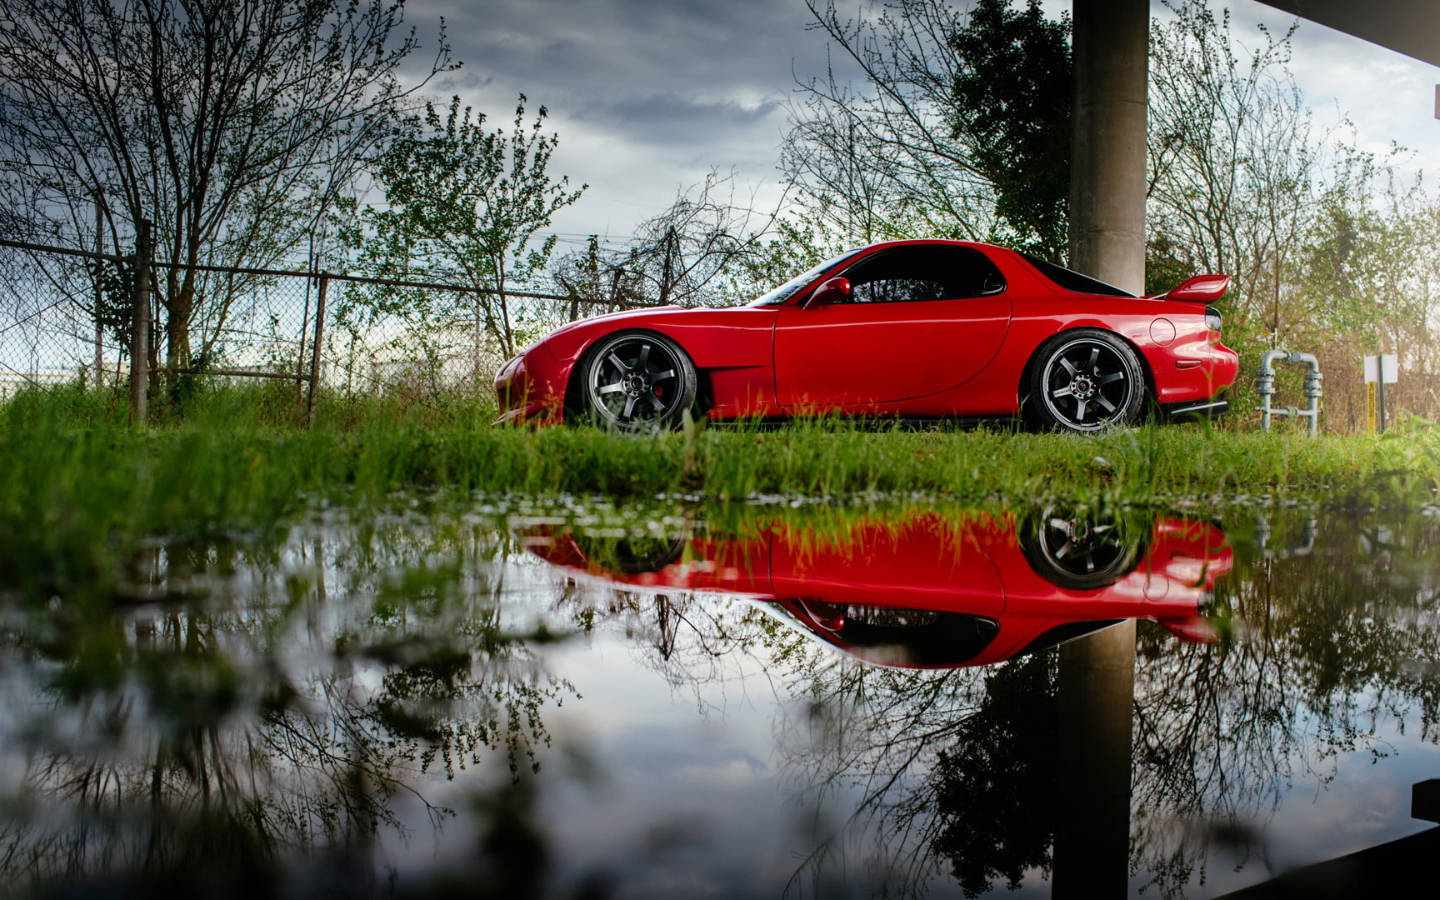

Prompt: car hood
[{"left": 546, "top": 304, "right": 687, "bottom": 339}]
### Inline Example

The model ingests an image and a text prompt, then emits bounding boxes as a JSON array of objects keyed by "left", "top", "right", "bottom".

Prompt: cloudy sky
[{"left": 403, "top": 0, "right": 1440, "bottom": 251}]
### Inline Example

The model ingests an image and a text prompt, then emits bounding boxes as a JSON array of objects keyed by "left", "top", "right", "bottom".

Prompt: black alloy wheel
[
  {"left": 1029, "top": 329, "right": 1145, "bottom": 432},
  {"left": 1019, "top": 504, "right": 1143, "bottom": 590},
  {"left": 580, "top": 331, "right": 698, "bottom": 431}
]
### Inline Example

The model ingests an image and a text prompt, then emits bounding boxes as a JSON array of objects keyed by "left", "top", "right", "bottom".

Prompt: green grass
[{"left": 3, "top": 381, "right": 1438, "bottom": 595}]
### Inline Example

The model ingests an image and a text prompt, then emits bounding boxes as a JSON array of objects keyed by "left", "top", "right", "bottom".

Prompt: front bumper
[{"left": 493, "top": 349, "right": 568, "bottom": 425}]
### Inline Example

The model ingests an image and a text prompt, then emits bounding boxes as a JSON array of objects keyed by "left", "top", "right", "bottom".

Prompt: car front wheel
[
  {"left": 579, "top": 331, "right": 698, "bottom": 431},
  {"left": 1028, "top": 329, "right": 1145, "bottom": 432}
]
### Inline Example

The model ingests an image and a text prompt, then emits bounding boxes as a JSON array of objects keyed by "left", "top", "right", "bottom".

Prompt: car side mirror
[
  {"left": 804, "top": 276, "right": 851, "bottom": 308},
  {"left": 1165, "top": 274, "right": 1230, "bottom": 303}
]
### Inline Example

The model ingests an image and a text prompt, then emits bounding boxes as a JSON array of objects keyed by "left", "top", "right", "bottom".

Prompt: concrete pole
[
  {"left": 1069, "top": 0, "right": 1150, "bottom": 295},
  {"left": 1055, "top": 8, "right": 1148, "bottom": 885},
  {"left": 1053, "top": 620, "right": 1136, "bottom": 898}
]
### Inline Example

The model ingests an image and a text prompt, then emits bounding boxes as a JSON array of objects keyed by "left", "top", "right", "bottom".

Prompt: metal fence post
[
  {"left": 129, "top": 219, "right": 151, "bottom": 424},
  {"left": 305, "top": 273, "right": 328, "bottom": 425}
]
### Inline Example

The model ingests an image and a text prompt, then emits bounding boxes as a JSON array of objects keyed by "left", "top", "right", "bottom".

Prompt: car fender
[{"left": 542, "top": 307, "right": 776, "bottom": 370}]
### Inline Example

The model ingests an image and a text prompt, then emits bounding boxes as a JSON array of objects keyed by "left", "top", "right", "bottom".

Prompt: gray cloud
[
  {"left": 394, "top": 0, "right": 833, "bottom": 235},
  {"left": 575, "top": 94, "right": 784, "bottom": 144},
  {"left": 410, "top": 0, "right": 830, "bottom": 109},
  {"left": 391, "top": 0, "right": 1438, "bottom": 241}
]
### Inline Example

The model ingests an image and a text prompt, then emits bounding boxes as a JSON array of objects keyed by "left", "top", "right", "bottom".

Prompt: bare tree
[
  {"left": 0, "top": 0, "right": 451, "bottom": 373},
  {"left": 782, "top": 0, "right": 998, "bottom": 244},
  {"left": 1146, "top": 3, "right": 1317, "bottom": 335},
  {"left": 549, "top": 171, "right": 777, "bottom": 311},
  {"left": 622, "top": 171, "right": 777, "bottom": 308}
]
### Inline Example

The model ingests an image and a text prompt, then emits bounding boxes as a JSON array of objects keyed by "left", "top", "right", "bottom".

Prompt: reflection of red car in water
[{"left": 519, "top": 508, "right": 1232, "bottom": 669}]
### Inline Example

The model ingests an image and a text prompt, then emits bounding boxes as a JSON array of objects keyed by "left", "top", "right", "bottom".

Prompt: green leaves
[
  {"left": 949, "top": 0, "right": 1072, "bottom": 261},
  {"left": 346, "top": 95, "right": 585, "bottom": 358}
]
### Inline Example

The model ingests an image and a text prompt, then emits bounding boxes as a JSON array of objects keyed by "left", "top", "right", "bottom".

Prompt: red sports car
[
  {"left": 517, "top": 506, "right": 1233, "bottom": 670},
  {"left": 495, "top": 240, "right": 1238, "bottom": 433}
]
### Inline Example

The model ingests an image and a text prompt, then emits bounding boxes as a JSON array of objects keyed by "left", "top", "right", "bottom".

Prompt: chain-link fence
[
  {"left": 8, "top": 234, "right": 1440, "bottom": 432},
  {"left": 0, "top": 234, "right": 652, "bottom": 414},
  {"left": 0, "top": 239, "right": 119, "bottom": 397}
]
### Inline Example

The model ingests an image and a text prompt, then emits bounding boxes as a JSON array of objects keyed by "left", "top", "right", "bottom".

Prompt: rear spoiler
[{"left": 1156, "top": 274, "right": 1230, "bottom": 303}]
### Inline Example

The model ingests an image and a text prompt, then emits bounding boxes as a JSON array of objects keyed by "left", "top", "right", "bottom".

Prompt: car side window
[
  {"left": 838, "top": 245, "right": 1006, "bottom": 303},
  {"left": 851, "top": 277, "right": 947, "bottom": 304}
]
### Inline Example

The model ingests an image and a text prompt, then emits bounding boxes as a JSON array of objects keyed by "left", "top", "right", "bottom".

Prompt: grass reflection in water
[{"left": 0, "top": 500, "right": 1438, "bottom": 897}]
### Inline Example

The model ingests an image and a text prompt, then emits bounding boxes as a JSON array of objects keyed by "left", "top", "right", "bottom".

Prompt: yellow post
[{"left": 1366, "top": 382, "right": 1377, "bottom": 433}]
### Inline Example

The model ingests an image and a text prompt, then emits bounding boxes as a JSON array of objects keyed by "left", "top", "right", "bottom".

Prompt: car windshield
[
  {"left": 746, "top": 248, "right": 865, "bottom": 307},
  {"left": 1020, "top": 252, "right": 1134, "bottom": 297}
]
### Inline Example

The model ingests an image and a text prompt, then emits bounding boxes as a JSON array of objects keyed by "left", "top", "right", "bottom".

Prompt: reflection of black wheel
[
  {"left": 1027, "top": 329, "right": 1145, "bottom": 432},
  {"left": 1019, "top": 505, "right": 1143, "bottom": 590},
  {"left": 573, "top": 534, "right": 687, "bottom": 575},
  {"left": 580, "top": 331, "right": 697, "bottom": 431}
]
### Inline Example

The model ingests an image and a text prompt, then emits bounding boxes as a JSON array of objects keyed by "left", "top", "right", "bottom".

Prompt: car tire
[
  {"left": 1018, "top": 504, "right": 1143, "bottom": 590},
  {"left": 579, "top": 331, "right": 698, "bottom": 431},
  {"left": 1027, "top": 329, "right": 1146, "bottom": 433}
]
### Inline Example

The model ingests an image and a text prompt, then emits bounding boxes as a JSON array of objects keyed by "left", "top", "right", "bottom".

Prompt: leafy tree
[
  {"left": 0, "top": 0, "right": 450, "bottom": 373},
  {"left": 346, "top": 95, "right": 584, "bottom": 361},
  {"left": 784, "top": 0, "right": 1069, "bottom": 257},
  {"left": 950, "top": 0, "right": 1073, "bottom": 260}
]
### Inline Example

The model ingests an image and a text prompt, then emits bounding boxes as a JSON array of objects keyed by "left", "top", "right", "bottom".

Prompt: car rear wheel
[
  {"left": 1028, "top": 329, "right": 1145, "bottom": 432},
  {"left": 1019, "top": 504, "right": 1143, "bottom": 590},
  {"left": 580, "top": 331, "right": 698, "bottom": 431}
]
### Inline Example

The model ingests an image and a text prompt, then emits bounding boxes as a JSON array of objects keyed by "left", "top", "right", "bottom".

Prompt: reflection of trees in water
[
  {"left": 0, "top": 514, "right": 576, "bottom": 893},
  {"left": 1129, "top": 512, "right": 1440, "bottom": 896},
  {"left": 613, "top": 510, "right": 1440, "bottom": 898},
  {"left": 614, "top": 590, "right": 997, "bottom": 898},
  {"left": 12, "top": 504, "right": 1437, "bottom": 895},
  {"left": 932, "top": 655, "right": 1059, "bottom": 895}
]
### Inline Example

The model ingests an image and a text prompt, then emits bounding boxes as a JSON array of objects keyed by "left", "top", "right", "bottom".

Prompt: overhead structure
[
  {"left": 1057, "top": 2, "right": 1437, "bottom": 895},
  {"left": 1255, "top": 0, "right": 1440, "bottom": 68}
]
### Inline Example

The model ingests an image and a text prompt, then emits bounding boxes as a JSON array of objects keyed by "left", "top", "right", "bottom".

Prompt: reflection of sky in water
[{"left": 1, "top": 502, "right": 1438, "bottom": 898}]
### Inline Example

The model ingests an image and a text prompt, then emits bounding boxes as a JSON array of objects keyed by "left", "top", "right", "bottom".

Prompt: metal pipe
[
  {"left": 1255, "top": 349, "right": 1321, "bottom": 435},
  {"left": 1291, "top": 351, "right": 1323, "bottom": 437},
  {"left": 1256, "top": 349, "right": 1286, "bottom": 432}
]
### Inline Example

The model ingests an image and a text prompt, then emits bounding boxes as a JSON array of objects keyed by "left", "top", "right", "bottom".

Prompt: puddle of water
[{"left": 1, "top": 499, "right": 1438, "bottom": 898}]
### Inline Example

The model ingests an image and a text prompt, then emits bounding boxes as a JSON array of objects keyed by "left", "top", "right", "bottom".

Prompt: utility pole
[
  {"left": 659, "top": 226, "right": 676, "bottom": 305},
  {"left": 129, "top": 219, "right": 152, "bottom": 424},
  {"left": 94, "top": 196, "right": 104, "bottom": 382}
]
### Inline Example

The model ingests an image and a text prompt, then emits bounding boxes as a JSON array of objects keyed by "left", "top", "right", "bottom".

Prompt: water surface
[{"left": 1, "top": 499, "right": 1437, "bottom": 898}]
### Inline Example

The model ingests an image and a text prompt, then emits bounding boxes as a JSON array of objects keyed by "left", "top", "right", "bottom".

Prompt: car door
[
  {"left": 772, "top": 244, "right": 1013, "bottom": 409},
  {"left": 767, "top": 514, "right": 1007, "bottom": 615}
]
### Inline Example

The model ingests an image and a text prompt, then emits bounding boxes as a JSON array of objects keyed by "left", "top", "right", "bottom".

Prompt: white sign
[{"left": 1364, "top": 354, "right": 1399, "bottom": 384}]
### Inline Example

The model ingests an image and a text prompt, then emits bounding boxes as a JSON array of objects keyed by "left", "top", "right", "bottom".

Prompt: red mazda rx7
[{"left": 494, "top": 239, "right": 1239, "bottom": 433}]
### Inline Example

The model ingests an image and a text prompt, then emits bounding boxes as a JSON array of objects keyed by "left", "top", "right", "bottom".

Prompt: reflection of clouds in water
[{"left": 3, "top": 502, "right": 1440, "bottom": 897}]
